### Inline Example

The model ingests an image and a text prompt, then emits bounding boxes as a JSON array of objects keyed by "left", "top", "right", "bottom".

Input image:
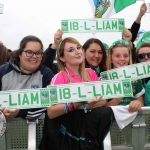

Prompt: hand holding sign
[
  {"left": 122, "top": 28, "right": 132, "bottom": 42},
  {"left": 1, "top": 108, "right": 20, "bottom": 118},
  {"left": 87, "top": 98, "right": 107, "bottom": 109},
  {"left": 54, "top": 29, "right": 63, "bottom": 46},
  {"left": 51, "top": 29, "right": 63, "bottom": 50},
  {"left": 87, "top": 96, "right": 103, "bottom": 105},
  {"left": 86, "top": 96, "right": 104, "bottom": 109}
]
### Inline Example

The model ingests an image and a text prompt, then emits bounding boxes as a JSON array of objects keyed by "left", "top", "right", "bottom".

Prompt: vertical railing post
[
  {"left": 131, "top": 116, "right": 139, "bottom": 150},
  {"left": 138, "top": 115, "right": 146, "bottom": 150},
  {"left": 27, "top": 119, "right": 38, "bottom": 150}
]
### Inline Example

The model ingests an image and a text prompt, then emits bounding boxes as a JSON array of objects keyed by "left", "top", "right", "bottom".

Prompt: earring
[{"left": 63, "top": 61, "right": 66, "bottom": 66}]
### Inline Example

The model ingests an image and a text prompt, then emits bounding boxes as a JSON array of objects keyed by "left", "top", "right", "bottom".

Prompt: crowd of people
[{"left": 0, "top": 3, "right": 149, "bottom": 150}]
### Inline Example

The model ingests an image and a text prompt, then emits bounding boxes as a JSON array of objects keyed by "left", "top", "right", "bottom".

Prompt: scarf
[{"left": 90, "top": 66, "right": 100, "bottom": 77}]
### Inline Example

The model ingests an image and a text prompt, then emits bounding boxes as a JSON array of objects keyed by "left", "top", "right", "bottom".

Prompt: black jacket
[{"left": 43, "top": 44, "right": 58, "bottom": 74}]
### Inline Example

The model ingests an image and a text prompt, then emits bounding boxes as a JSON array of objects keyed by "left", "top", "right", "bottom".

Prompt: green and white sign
[
  {"left": 101, "top": 61, "right": 150, "bottom": 81},
  {"left": 61, "top": 18, "right": 125, "bottom": 33},
  {"left": 48, "top": 79, "right": 132, "bottom": 103},
  {"left": 0, "top": 88, "right": 50, "bottom": 109},
  {"left": 0, "top": 79, "right": 132, "bottom": 109}
]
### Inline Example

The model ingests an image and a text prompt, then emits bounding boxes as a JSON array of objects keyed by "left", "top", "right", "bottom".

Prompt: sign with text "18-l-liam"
[
  {"left": 101, "top": 61, "right": 150, "bottom": 81},
  {"left": 48, "top": 79, "right": 132, "bottom": 104},
  {"left": 0, "top": 79, "right": 132, "bottom": 109},
  {"left": 61, "top": 18, "right": 125, "bottom": 33}
]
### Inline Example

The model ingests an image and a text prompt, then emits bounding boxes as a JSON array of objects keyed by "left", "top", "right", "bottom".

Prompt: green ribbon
[{"left": 112, "top": 39, "right": 129, "bottom": 47}]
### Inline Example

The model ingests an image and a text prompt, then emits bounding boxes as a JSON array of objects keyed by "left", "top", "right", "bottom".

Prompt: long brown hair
[
  {"left": 57, "top": 37, "right": 89, "bottom": 81},
  {"left": 0, "top": 43, "right": 8, "bottom": 66}
]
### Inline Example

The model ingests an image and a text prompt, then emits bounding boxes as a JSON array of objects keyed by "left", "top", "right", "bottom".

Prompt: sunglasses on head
[{"left": 138, "top": 53, "right": 150, "bottom": 59}]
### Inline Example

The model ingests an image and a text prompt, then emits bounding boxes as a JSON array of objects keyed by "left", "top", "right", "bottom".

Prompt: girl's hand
[
  {"left": 86, "top": 96, "right": 106, "bottom": 109},
  {"left": 87, "top": 96, "right": 103, "bottom": 105},
  {"left": 54, "top": 29, "right": 63, "bottom": 46},
  {"left": 128, "top": 100, "right": 142, "bottom": 112},
  {"left": 139, "top": 3, "right": 147, "bottom": 17},
  {"left": 51, "top": 29, "right": 63, "bottom": 50},
  {"left": 88, "top": 100, "right": 107, "bottom": 109},
  {"left": 122, "top": 28, "right": 132, "bottom": 42},
  {"left": 1, "top": 107, "right": 20, "bottom": 118}
]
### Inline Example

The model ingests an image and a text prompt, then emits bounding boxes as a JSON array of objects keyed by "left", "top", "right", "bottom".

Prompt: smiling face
[
  {"left": 59, "top": 42, "right": 84, "bottom": 68},
  {"left": 84, "top": 43, "right": 103, "bottom": 67},
  {"left": 19, "top": 41, "right": 42, "bottom": 73},
  {"left": 111, "top": 46, "right": 129, "bottom": 68}
]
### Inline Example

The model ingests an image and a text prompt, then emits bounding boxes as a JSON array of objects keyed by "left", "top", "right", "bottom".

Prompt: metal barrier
[
  {"left": 0, "top": 107, "right": 150, "bottom": 150},
  {"left": 111, "top": 107, "right": 150, "bottom": 150}
]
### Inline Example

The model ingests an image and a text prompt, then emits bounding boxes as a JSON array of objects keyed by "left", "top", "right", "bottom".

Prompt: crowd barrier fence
[{"left": 1, "top": 107, "right": 150, "bottom": 150}]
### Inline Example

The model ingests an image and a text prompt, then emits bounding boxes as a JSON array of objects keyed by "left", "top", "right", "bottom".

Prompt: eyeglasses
[
  {"left": 23, "top": 50, "right": 43, "bottom": 58},
  {"left": 138, "top": 53, "right": 150, "bottom": 59}
]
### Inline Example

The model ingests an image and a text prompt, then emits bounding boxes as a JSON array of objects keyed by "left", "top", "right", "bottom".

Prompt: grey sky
[{"left": 0, "top": 0, "right": 149, "bottom": 50}]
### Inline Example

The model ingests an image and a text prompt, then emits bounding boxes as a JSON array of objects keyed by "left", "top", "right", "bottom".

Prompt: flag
[{"left": 88, "top": 0, "right": 136, "bottom": 18}]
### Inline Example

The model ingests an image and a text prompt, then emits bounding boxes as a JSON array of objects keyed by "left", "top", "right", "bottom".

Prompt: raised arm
[
  {"left": 130, "top": 3, "right": 147, "bottom": 42},
  {"left": 43, "top": 29, "right": 63, "bottom": 74},
  {"left": 122, "top": 28, "right": 133, "bottom": 49},
  {"left": 135, "top": 3, "right": 147, "bottom": 24}
]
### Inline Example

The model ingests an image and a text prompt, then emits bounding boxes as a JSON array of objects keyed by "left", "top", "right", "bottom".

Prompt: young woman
[
  {"left": 105, "top": 39, "right": 144, "bottom": 112},
  {"left": 136, "top": 43, "right": 150, "bottom": 85},
  {"left": 83, "top": 38, "right": 107, "bottom": 78},
  {"left": 39, "top": 37, "right": 113, "bottom": 150},
  {"left": 0, "top": 35, "right": 53, "bottom": 119},
  {"left": 136, "top": 42, "right": 150, "bottom": 106}
]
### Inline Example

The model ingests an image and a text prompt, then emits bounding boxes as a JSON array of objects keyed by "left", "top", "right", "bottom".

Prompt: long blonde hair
[
  {"left": 57, "top": 37, "right": 89, "bottom": 81},
  {"left": 107, "top": 42, "right": 132, "bottom": 70}
]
